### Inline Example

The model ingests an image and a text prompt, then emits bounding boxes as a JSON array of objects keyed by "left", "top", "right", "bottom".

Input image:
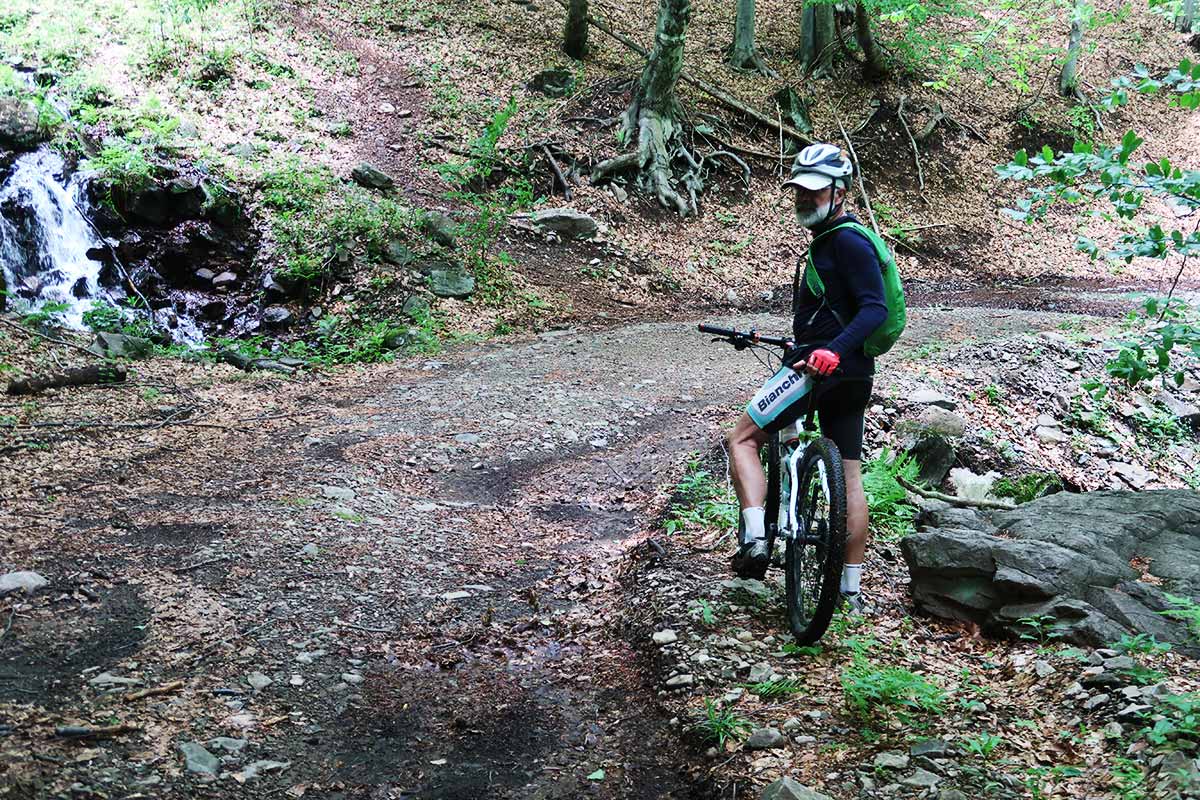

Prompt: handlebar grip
[{"left": 698, "top": 324, "right": 738, "bottom": 337}]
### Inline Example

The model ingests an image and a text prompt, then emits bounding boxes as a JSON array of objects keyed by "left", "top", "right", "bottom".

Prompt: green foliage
[
  {"left": 992, "top": 472, "right": 1062, "bottom": 503},
  {"left": 82, "top": 300, "right": 161, "bottom": 340},
  {"left": 1106, "top": 59, "right": 1200, "bottom": 112},
  {"left": 1091, "top": 298, "right": 1200, "bottom": 393},
  {"left": 257, "top": 158, "right": 416, "bottom": 286},
  {"left": 1110, "top": 757, "right": 1147, "bottom": 800},
  {"left": 1119, "top": 664, "right": 1167, "bottom": 686},
  {"left": 747, "top": 678, "right": 804, "bottom": 698},
  {"left": 1131, "top": 402, "right": 1193, "bottom": 446},
  {"left": 187, "top": 45, "right": 236, "bottom": 90},
  {"left": 1139, "top": 692, "right": 1200, "bottom": 746},
  {"left": 1113, "top": 633, "right": 1172, "bottom": 656},
  {"left": 861, "top": 448, "right": 919, "bottom": 540},
  {"left": 434, "top": 97, "right": 519, "bottom": 189},
  {"left": 1015, "top": 613, "right": 1063, "bottom": 645},
  {"left": 302, "top": 313, "right": 402, "bottom": 366},
  {"left": 21, "top": 300, "right": 70, "bottom": 328},
  {"left": 962, "top": 732, "right": 1002, "bottom": 758},
  {"left": 841, "top": 657, "right": 945, "bottom": 719},
  {"left": 1160, "top": 593, "right": 1200, "bottom": 641},
  {"left": 690, "top": 599, "right": 718, "bottom": 626},
  {"left": 85, "top": 141, "right": 154, "bottom": 196},
  {"left": 782, "top": 643, "right": 824, "bottom": 657},
  {"left": 694, "top": 699, "right": 752, "bottom": 747},
  {"left": 664, "top": 455, "right": 738, "bottom": 535}
]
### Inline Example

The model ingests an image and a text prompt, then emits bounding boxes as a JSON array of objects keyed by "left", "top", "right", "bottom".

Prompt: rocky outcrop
[
  {"left": 0, "top": 95, "right": 45, "bottom": 152},
  {"left": 902, "top": 490, "right": 1200, "bottom": 649}
]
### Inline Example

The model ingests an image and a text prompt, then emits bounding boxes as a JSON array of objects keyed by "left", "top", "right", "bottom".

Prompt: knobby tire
[{"left": 784, "top": 437, "right": 846, "bottom": 645}]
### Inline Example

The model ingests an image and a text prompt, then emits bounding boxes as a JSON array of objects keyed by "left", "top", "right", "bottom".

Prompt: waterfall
[{"left": 0, "top": 147, "right": 112, "bottom": 328}]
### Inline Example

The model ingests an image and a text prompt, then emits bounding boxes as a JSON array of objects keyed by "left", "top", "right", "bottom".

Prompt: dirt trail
[{"left": 1, "top": 306, "right": 1098, "bottom": 798}]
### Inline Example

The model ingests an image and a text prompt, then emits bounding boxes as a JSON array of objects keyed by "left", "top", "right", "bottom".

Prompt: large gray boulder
[
  {"left": 530, "top": 207, "right": 598, "bottom": 240},
  {"left": 0, "top": 95, "right": 44, "bottom": 151},
  {"left": 901, "top": 490, "right": 1200, "bottom": 649}
]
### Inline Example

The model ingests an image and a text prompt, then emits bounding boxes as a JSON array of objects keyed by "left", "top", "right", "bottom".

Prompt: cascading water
[{"left": 0, "top": 147, "right": 115, "bottom": 328}]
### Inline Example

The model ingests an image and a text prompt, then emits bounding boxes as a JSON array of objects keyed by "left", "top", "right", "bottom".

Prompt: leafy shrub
[
  {"left": 1113, "top": 633, "right": 1172, "bottom": 656},
  {"left": 1160, "top": 594, "right": 1200, "bottom": 641},
  {"left": 861, "top": 448, "right": 919, "bottom": 539},
  {"left": 86, "top": 141, "right": 154, "bottom": 196},
  {"left": 664, "top": 455, "right": 737, "bottom": 535},
  {"left": 992, "top": 472, "right": 1062, "bottom": 503},
  {"left": 963, "top": 732, "right": 1002, "bottom": 758},
  {"left": 693, "top": 698, "right": 751, "bottom": 747},
  {"left": 257, "top": 159, "right": 416, "bottom": 286},
  {"left": 188, "top": 46, "right": 236, "bottom": 90},
  {"left": 1139, "top": 692, "right": 1200, "bottom": 746},
  {"left": 841, "top": 657, "right": 945, "bottom": 719},
  {"left": 747, "top": 678, "right": 804, "bottom": 698},
  {"left": 82, "top": 300, "right": 161, "bottom": 340}
]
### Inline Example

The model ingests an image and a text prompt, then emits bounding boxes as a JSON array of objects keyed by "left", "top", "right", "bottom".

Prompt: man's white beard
[{"left": 795, "top": 198, "right": 834, "bottom": 228}]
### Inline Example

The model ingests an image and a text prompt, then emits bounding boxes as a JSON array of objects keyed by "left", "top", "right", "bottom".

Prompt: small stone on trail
[
  {"left": 441, "top": 590, "right": 472, "bottom": 601},
  {"left": 1103, "top": 721, "right": 1124, "bottom": 738},
  {"left": 0, "top": 571, "right": 48, "bottom": 595},
  {"left": 910, "top": 739, "right": 950, "bottom": 757},
  {"left": 88, "top": 672, "right": 142, "bottom": 687},
  {"left": 246, "top": 672, "right": 273, "bottom": 690},
  {"left": 665, "top": 674, "right": 693, "bottom": 688},
  {"left": 744, "top": 727, "right": 785, "bottom": 750},
  {"left": 179, "top": 741, "right": 220, "bottom": 776},
  {"left": 722, "top": 578, "right": 771, "bottom": 599},
  {"left": 342, "top": 673, "right": 364, "bottom": 684},
  {"left": 208, "top": 737, "right": 247, "bottom": 753},
  {"left": 652, "top": 629, "right": 678, "bottom": 645},
  {"left": 322, "top": 486, "right": 356, "bottom": 501},
  {"left": 1036, "top": 425, "right": 1070, "bottom": 443},
  {"left": 748, "top": 661, "right": 774, "bottom": 682},
  {"left": 290, "top": 675, "right": 304, "bottom": 686},
  {"left": 1084, "top": 693, "right": 1110, "bottom": 710},
  {"left": 760, "top": 776, "right": 834, "bottom": 800},
  {"left": 378, "top": 102, "right": 396, "bottom": 113},
  {"left": 1034, "top": 660, "right": 1056, "bottom": 678},
  {"left": 907, "top": 389, "right": 957, "bottom": 410},
  {"left": 782, "top": 717, "right": 802, "bottom": 732},
  {"left": 233, "top": 759, "right": 290, "bottom": 782},
  {"left": 297, "top": 543, "right": 318, "bottom": 557}
]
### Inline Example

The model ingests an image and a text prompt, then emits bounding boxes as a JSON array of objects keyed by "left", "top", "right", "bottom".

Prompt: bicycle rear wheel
[{"left": 784, "top": 437, "right": 846, "bottom": 645}]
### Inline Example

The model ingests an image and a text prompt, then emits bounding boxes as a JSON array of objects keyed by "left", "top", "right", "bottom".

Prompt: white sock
[
  {"left": 741, "top": 506, "right": 766, "bottom": 543},
  {"left": 841, "top": 563, "right": 862, "bottom": 594}
]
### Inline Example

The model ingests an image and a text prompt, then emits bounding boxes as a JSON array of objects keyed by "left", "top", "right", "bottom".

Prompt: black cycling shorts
[{"left": 752, "top": 374, "right": 873, "bottom": 460}]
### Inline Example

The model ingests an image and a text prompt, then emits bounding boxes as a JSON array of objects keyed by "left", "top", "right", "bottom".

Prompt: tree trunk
[
  {"left": 726, "top": 0, "right": 773, "bottom": 76},
  {"left": 799, "top": 2, "right": 836, "bottom": 78},
  {"left": 6, "top": 364, "right": 127, "bottom": 395},
  {"left": 853, "top": 1, "right": 887, "bottom": 79},
  {"left": 1177, "top": 0, "right": 1195, "bottom": 33},
  {"left": 601, "top": 0, "right": 694, "bottom": 215},
  {"left": 563, "top": 0, "right": 589, "bottom": 59},
  {"left": 1058, "top": 1, "right": 1085, "bottom": 97}
]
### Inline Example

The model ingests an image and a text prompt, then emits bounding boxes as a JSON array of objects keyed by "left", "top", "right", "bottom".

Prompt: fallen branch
[
  {"left": 896, "top": 95, "right": 924, "bottom": 191},
  {"left": 124, "top": 680, "right": 185, "bottom": 702},
  {"left": 897, "top": 475, "right": 1016, "bottom": 511},
  {"left": 6, "top": 364, "right": 127, "bottom": 396},
  {"left": 549, "top": 0, "right": 813, "bottom": 146},
  {"left": 541, "top": 145, "right": 573, "bottom": 200},
  {"left": 0, "top": 317, "right": 98, "bottom": 360},
  {"left": 54, "top": 724, "right": 141, "bottom": 739},
  {"left": 172, "top": 556, "right": 230, "bottom": 574},
  {"left": 334, "top": 618, "right": 394, "bottom": 634}
]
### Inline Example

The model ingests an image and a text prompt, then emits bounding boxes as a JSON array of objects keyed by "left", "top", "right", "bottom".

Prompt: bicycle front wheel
[{"left": 784, "top": 437, "right": 847, "bottom": 645}]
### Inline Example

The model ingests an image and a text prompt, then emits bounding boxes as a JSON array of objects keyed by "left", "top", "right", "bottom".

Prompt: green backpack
[{"left": 796, "top": 221, "right": 906, "bottom": 358}]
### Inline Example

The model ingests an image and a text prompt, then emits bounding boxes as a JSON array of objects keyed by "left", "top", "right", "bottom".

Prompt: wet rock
[
  {"left": 262, "top": 306, "right": 293, "bottom": 327},
  {"left": 128, "top": 185, "right": 170, "bottom": 226},
  {"left": 652, "top": 629, "right": 678, "bottom": 645},
  {"left": 0, "top": 95, "right": 44, "bottom": 150},
  {"left": 194, "top": 268, "right": 215, "bottom": 285},
  {"left": 212, "top": 271, "right": 238, "bottom": 290},
  {"left": 422, "top": 211, "right": 458, "bottom": 248},
  {"left": 530, "top": 207, "right": 598, "bottom": 240},
  {"left": 760, "top": 777, "right": 834, "bottom": 800},
  {"left": 907, "top": 434, "right": 956, "bottom": 485},
  {"left": 744, "top": 727, "right": 785, "bottom": 750},
  {"left": 0, "top": 571, "right": 48, "bottom": 595},
  {"left": 350, "top": 162, "right": 395, "bottom": 191},
  {"left": 261, "top": 272, "right": 294, "bottom": 302},
  {"left": 179, "top": 741, "right": 220, "bottom": 775}
]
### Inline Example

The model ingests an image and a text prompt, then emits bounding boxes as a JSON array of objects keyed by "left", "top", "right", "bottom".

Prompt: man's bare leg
[
  {"left": 727, "top": 412, "right": 770, "bottom": 509},
  {"left": 841, "top": 458, "right": 869, "bottom": 605},
  {"left": 726, "top": 412, "right": 771, "bottom": 576}
]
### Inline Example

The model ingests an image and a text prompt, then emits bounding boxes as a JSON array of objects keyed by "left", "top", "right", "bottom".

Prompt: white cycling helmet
[{"left": 782, "top": 143, "right": 854, "bottom": 191}]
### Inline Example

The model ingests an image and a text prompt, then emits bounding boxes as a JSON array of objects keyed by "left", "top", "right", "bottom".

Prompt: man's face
[{"left": 793, "top": 185, "right": 843, "bottom": 227}]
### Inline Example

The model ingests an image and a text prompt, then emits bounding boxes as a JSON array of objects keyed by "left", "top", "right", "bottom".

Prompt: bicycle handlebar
[{"left": 697, "top": 323, "right": 794, "bottom": 350}]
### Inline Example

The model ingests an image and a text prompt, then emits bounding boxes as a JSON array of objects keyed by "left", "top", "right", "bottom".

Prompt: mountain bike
[{"left": 699, "top": 323, "right": 847, "bottom": 645}]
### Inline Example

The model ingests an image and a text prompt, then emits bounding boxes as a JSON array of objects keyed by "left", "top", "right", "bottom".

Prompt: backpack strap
[{"left": 792, "top": 222, "right": 864, "bottom": 332}]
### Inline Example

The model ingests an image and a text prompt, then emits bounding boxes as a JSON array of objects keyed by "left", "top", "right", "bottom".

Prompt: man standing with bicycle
[{"left": 727, "top": 143, "right": 886, "bottom": 615}]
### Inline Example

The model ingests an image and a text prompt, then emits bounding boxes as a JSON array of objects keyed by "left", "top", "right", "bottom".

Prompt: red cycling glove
[{"left": 805, "top": 348, "right": 840, "bottom": 376}]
